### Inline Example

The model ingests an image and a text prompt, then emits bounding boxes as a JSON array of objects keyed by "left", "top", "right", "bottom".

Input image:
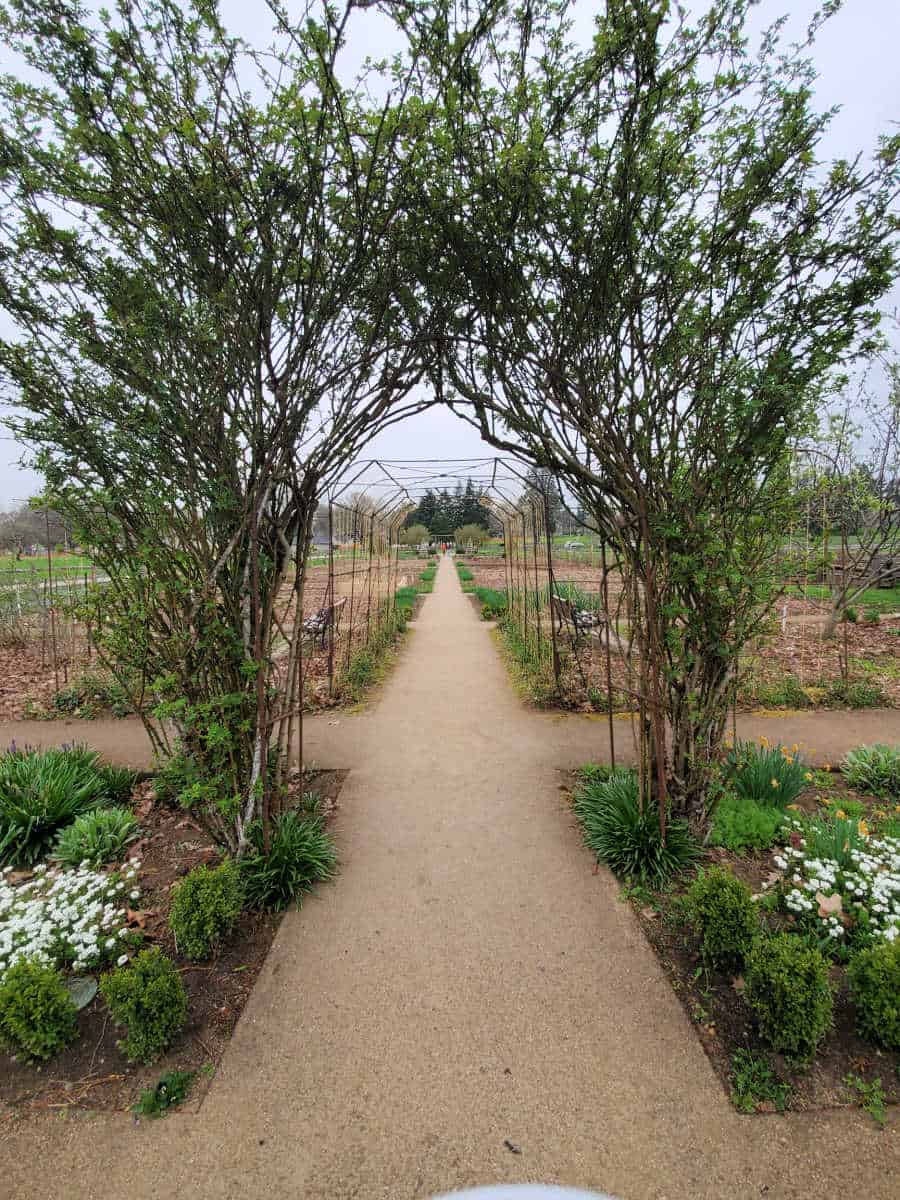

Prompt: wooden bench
[{"left": 302, "top": 596, "right": 347, "bottom": 643}]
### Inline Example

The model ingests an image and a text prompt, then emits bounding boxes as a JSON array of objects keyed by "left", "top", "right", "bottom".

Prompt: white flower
[{"left": 116, "top": 954, "right": 128, "bottom": 967}]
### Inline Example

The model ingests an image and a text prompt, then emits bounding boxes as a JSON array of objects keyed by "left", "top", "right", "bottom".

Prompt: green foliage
[
  {"left": 708, "top": 793, "right": 788, "bottom": 851},
  {"left": 169, "top": 861, "right": 243, "bottom": 961},
  {"left": 345, "top": 649, "right": 376, "bottom": 697},
  {"left": 454, "top": 563, "right": 473, "bottom": 582},
  {"left": 744, "top": 934, "right": 833, "bottom": 1061},
  {"left": 798, "top": 813, "right": 866, "bottom": 872},
  {"left": 842, "top": 743, "right": 900, "bottom": 798},
  {"left": 0, "top": 959, "right": 78, "bottom": 1061},
  {"left": 474, "top": 585, "right": 507, "bottom": 620},
  {"left": 743, "top": 676, "right": 811, "bottom": 710},
  {"left": 823, "top": 678, "right": 886, "bottom": 709},
  {"left": 863, "top": 605, "right": 881, "bottom": 625},
  {"left": 133, "top": 1069, "right": 196, "bottom": 1119},
  {"left": 843, "top": 606, "right": 859, "bottom": 624},
  {"left": 496, "top": 616, "right": 558, "bottom": 706},
  {"left": 847, "top": 941, "right": 900, "bottom": 1051},
  {"left": 394, "top": 585, "right": 419, "bottom": 622},
  {"left": 399, "top": 524, "right": 429, "bottom": 547},
  {"left": 0, "top": 744, "right": 136, "bottom": 866},
  {"left": 729, "top": 1049, "right": 791, "bottom": 1114},
  {"left": 572, "top": 769, "right": 698, "bottom": 886},
  {"left": 686, "top": 867, "right": 759, "bottom": 973},
  {"left": 52, "top": 805, "right": 139, "bottom": 867},
  {"left": 844, "top": 1073, "right": 888, "bottom": 1127},
  {"left": 453, "top": 523, "right": 489, "bottom": 549},
  {"left": 100, "top": 948, "right": 187, "bottom": 1064},
  {"left": 240, "top": 809, "right": 337, "bottom": 912},
  {"left": 725, "top": 740, "right": 808, "bottom": 807},
  {"left": 48, "top": 675, "right": 132, "bottom": 719}
]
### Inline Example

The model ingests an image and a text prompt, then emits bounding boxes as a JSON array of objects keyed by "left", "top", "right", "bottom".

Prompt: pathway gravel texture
[{"left": 1, "top": 555, "right": 898, "bottom": 1199}]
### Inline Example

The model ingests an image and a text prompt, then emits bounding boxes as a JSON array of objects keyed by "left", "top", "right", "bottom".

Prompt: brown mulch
[
  {"left": 0, "top": 769, "right": 347, "bottom": 1115},
  {"left": 563, "top": 769, "right": 900, "bottom": 1114}
]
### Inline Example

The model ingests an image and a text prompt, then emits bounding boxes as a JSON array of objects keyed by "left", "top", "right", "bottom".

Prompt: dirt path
[{"left": 2, "top": 556, "right": 898, "bottom": 1199}]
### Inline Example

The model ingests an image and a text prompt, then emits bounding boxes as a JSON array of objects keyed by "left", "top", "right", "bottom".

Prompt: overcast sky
[{"left": 1, "top": 0, "right": 898, "bottom": 508}]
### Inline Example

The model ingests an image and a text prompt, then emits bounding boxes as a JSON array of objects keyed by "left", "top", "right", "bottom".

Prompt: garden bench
[{"left": 302, "top": 595, "right": 347, "bottom": 642}]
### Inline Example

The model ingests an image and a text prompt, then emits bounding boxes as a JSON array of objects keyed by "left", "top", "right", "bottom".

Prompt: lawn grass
[
  {"left": 0, "top": 553, "right": 93, "bottom": 575},
  {"left": 784, "top": 583, "right": 900, "bottom": 612}
]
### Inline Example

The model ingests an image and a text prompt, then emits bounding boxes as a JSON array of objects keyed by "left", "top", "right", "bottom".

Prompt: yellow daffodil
[
  {"left": 858, "top": 820, "right": 869, "bottom": 838},
  {"left": 771, "top": 778, "right": 780, "bottom": 789},
  {"left": 804, "top": 772, "right": 813, "bottom": 782},
  {"left": 824, "top": 763, "right": 832, "bottom": 772},
  {"left": 835, "top": 809, "right": 846, "bottom": 819}
]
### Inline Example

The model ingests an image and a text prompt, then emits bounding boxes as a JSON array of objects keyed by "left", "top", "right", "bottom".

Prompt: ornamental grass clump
[
  {"left": 0, "top": 958, "right": 78, "bottom": 1061},
  {"left": 572, "top": 768, "right": 697, "bottom": 886},
  {"left": 169, "top": 861, "right": 243, "bottom": 960},
  {"left": 744, "top": 933, "right": 833, "bottom": 1061},
  {"left": 687, "top": 867, "right": 759, "bottom": 973},
  {"left": 100, "top": 948, "right": 186, "bottom": 1064},
  {"left": 847, "top": 940, "right": 900, "bottom": 1051},
  {"left": 240, "top": 809, "right": 337, "bottom": 912},
  {"left": 0, "top": 744, "right": 136, "bottom": 866},
  {"left": 725, "top": 740, "right": 808, "bottom": 808}
]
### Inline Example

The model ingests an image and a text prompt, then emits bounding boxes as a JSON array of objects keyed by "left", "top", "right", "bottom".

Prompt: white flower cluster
[
  {"left": 0, "top": 859, "right": 141, "bottom": 981},
  {"left": 772, "top": 827, "right": 900, "bottom": 945}
]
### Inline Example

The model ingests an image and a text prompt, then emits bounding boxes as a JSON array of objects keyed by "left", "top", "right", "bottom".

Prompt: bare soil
[{"left": 0, "top": 769, "right": 346, "bottom": 1115}]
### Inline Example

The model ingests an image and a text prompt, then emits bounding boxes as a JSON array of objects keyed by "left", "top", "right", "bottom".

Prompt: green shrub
[
  {"left": 744, "top": 933, "right": 833, "bottom": 1061},
  {"left": 0, "top": 744, "right": 136, "bottom": 866},
  {"left": 847, "top": 941, "right": 900, "bottom": 1050},
  {"left": 572, "top": 769, "right": 697, "bottom": 886},
  {"left": 240, "top": 809, "right": 337, "bottom": 912},
  {"left": 823, "top": 678, "right": 886, "bottom": 709},
  {"left": 455, "top": 564, "right": 473, "bottom": 582},
  {"left": 864, "top": 605, "right": 881, "bottom": 625},
  {"left": 0, "top": 959, "right": 78, "bottom": 1061},
  {"left": 52, "top": 805, "right": 139, "bottom": 867},
  {"left": 687, "top": 867, "right": 759, "bottom": 973},
  {"left": 49, "top": 674, "right": 132, "bottom": 718},
  {"left": 725, "top": 740, "right": 807, "bottom": 807},
  {"left": 843, "top": 606, "right": 859, "bottom": 624},
  {"left": 842, "top": 744, "right": 900, "bottom": 798},
  {"left": 169, "top": 861, "right": 243, "bottom": 960},
  {"left": 708, "top": 793, "right": 787, "bottom": 851},
  {"left": 100, "top": 948, "right": 187, "bottom": 1063}
]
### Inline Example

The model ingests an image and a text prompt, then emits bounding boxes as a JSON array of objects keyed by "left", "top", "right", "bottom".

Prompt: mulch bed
[
  {"left": 0, "top": 768, "right": 347, "bottom": 1118},
  {"left": 562, "top": 769, "right": 900, "bottom": 1116}
]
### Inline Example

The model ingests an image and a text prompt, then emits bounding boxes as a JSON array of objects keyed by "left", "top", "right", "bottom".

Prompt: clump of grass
[
  {"left": 572, "top": 768, "right": 698, "bottom": 886},
  {"left": 52, "top": 805, "right": 139, "bottom": 867},
  {"left": 0, "top": 744, "right": 136, "bottom": 867},
  {"left": 842, "top": 744, "right": 900, "bottom": 798},
  {"left": 240, "top": 809, "right": 337, "bottom": 912},
  {"left": 474, "top": 586, "right": 507, "bottom": 620},
  {"left": 725, "top": 739, "right": 808, "bottom": 807}
]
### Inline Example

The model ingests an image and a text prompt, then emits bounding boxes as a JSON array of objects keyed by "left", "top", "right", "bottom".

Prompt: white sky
[{"left": 1, "top": 0, "right": 898, "bottom": 507}]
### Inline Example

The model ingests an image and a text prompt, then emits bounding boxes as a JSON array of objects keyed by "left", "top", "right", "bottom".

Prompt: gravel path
[{"left": 1, "top": 555, "right": 897, "bottom": 1198}]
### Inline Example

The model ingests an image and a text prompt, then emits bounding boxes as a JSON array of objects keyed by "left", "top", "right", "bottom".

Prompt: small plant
[
  {"left": 100, "top": 948, "right": 187, "bottom": 1063},
  {"left": 572, "top": 769, "right": 697, "bottom": 886},
  {"left": 240, "top": 809, "right": 337, "bottom": 912},
  {"left": 133, "top": 1069, "right": 196, "bottom": 1118},
  {"left": 687, "top": 867, "right": 759, "bottom": 973},
  {"left": 169, "top": 860, "right": 243, "bottom": 960},
  {"left": 843, "top": 606, "right": 859, "bottom": 624},
  {"left": 847, "top": 940, "right": 900, "bottom": 1050},
  {"left": 729, "top": 1049, "right": 791, "bottom": 1114},
  {"left": 744, "top": 933, "right": 833, "bottom": 1061},
  {"left": 0, "top": 744, "right": 136, "bottom": 866},
  {"left": 708, "top": 793, "right": 787, "bottom": 851},
  {"left": 845, "top": 1073, "right": 887, "bottom": 1127},
  {"left": 863, "top": 605, "right": 881, "bottom": 625},
  {"left": 842, "top": 744, "right": 900, "bottom": 799},
  {"left": 474, "top": 586, "right": 507, "bottom": 620},
  {"left": 49, "top": 674, "right": 132, "bottom": 719},
  {"left": 823, "top": 678, "right": 886, "bottom": 709},
  {"left": 744, "top": 676, "right": 810, "bottom": 709},
  {"left": 52, "top": 806, "right": 139, "bottom": 867},
  {"left": 0, "top": 959, "right": 78, "bottom": 1061},
  {"left": 725, "top": 740, "right": 808, "bottom": 808},
  {"left": 798, "top": 813, "right": 866, "bottom": 872}
]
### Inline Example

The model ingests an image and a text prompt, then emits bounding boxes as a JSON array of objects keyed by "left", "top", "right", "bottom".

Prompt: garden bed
[
  {"left": 0, "top": 767, "right": 346, "bottom": 1116},
  {"left": 563, "top": 756, "right": 900, "bottom": 1118}
]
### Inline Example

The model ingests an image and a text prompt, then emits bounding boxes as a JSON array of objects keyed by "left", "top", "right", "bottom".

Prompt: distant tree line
[
  {"left": 404, "top": 480, "right": 491, "bottom": 538},
  {"left": 0, "top": 503, "right": 70, "bottom": 556}
]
